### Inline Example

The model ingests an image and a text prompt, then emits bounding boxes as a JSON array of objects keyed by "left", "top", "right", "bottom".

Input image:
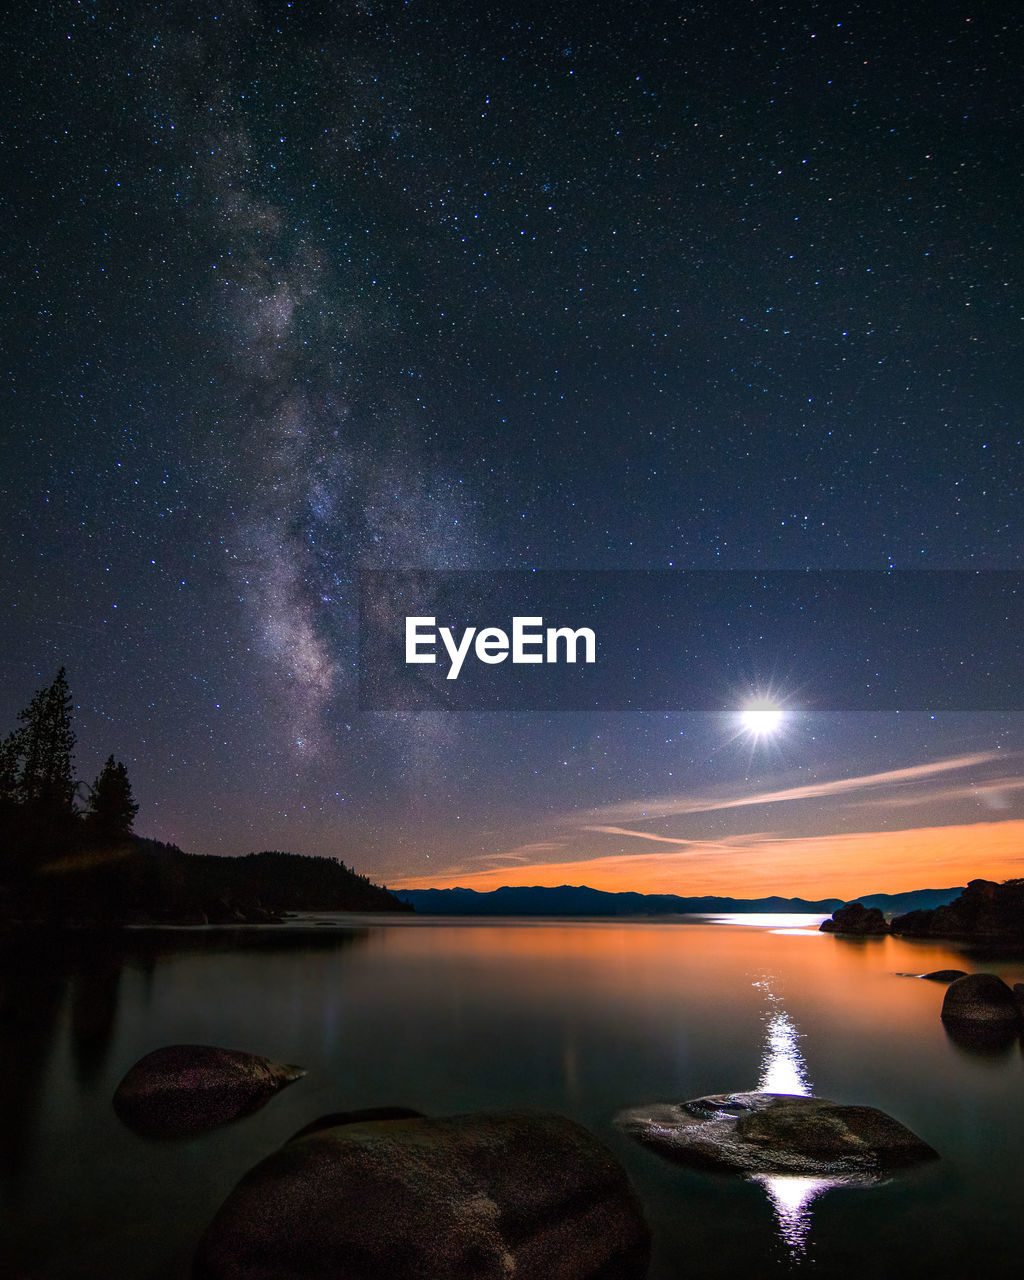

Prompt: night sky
[{"left": 3, "top": 1, "right": 1022, "bottom": 898}]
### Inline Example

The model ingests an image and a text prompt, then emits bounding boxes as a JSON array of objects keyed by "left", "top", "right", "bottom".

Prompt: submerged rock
[
  {"left": 615, "top": 1092, "right": 938, "bottom": 1175},
  {"left": 193, "top": 1110, "right": 650, "bottom": 1280},
  {"left": 113, "top": 1044, "right": 305, "bottom": 1138},
  {"left": 819, "top": 903, "right": 889, "bottom": 935},
  {"left": 940, "top": 973, "right": 1020, "bottom": 1024}
]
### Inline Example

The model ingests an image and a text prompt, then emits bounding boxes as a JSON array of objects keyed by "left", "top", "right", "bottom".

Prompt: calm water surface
[{"left": 3, "top": 914, "right": 1024, "bottom": 1279}]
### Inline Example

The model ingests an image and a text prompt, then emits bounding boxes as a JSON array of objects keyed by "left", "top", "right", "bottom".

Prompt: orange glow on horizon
[{"left": 392, "top": 818, "right": 1024, "bottom": 900}]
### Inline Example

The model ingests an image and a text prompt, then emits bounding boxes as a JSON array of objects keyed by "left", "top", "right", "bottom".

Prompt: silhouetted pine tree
[
  {"left": 17, "top": 668, "right": 76, "bottom": 814},
  {"left": 85, "top": 756, "right": 139, "bottom": 841},
  {"left": 0, "top": 729, "right": 23, "bottom": 811}
]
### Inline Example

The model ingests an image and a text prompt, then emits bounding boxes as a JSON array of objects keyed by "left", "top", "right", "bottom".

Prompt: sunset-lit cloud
[
  {"left": 460, "top": 841, "right": 570, "bottom": 865},
  {"left": 839, "top": 776, "right": 1024, "bottom": 811},
  {"left": 393, "top": 752, "right": 1024, "bottom": 898},
  {"left": 583, "top": 826, "right": 735, "bottom": 849},
  {"left": 393, "top": 819, "right": 1024, "bottom": 900},
  {"left": 578, "top": 752, "right": 1003, "bottom": 825}
]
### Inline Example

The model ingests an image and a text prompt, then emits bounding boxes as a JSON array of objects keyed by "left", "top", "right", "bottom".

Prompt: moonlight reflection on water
[
  {"left": 751, "top": 980, "right": 868, "bottom": 1260},
  {"left": 756, "top": 1005, "right": 811, "bottom": 1098},
  {"left": 753, "top": 1171, "right": 837, "bottom": 1258}
]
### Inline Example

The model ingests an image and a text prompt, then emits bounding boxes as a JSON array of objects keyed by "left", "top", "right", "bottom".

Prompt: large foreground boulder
[
  {"left": 615, "top": 1092, "right": 938, "bottom": 1175},
  {"left": 819, "top": 903, "right": 889, "bottom": 935},
  {"left": 113, "top": 1044, "right": 305, "bottom": 1138},
  {"left": 940, "top": 973, "right": 1020, "bottom": 1024},
  {"left": 193, "top": 1110, "right": 650, "bottom": 1280}
]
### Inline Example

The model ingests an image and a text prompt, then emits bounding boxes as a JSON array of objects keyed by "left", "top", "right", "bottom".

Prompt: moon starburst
[{"left": 739, "top": 702, "right": 787, "bottom": 740}]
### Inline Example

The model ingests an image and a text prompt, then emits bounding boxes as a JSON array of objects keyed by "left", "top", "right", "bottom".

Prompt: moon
[{"left": 739, "top": 701, "right": 786, "bottom": 739}]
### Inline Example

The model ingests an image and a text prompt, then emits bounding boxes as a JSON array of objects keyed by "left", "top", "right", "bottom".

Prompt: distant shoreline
[{"left": 396, "top": 883, "right": 964, "bottom": 918}]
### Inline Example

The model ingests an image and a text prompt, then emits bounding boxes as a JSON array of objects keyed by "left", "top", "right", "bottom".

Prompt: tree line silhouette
[
  {"left": 0, "top": 669, "right": 138, "bottom": 875},
  {"left": 0, "top": 670, "right": 410, "bottom": 926}
]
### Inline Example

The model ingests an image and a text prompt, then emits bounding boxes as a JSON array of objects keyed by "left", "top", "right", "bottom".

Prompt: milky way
[{"left": 153, "top": 17, "right": 488, "bottom": 753}]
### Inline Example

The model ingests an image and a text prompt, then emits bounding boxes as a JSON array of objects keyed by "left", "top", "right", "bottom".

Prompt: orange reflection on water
[{"left": 360, "top": 917, "right": 989, "bottom": 1049}]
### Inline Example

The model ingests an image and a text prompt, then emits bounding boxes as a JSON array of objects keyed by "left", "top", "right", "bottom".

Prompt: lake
[{"left": 3, "top": 914, "right": 1024, "bottom": 1279}]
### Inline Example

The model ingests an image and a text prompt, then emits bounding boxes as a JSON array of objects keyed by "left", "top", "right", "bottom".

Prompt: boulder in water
[
  {"left": 193, "top": 1109, "right": 650, "bottom": 1279},
  {"left": 615, "top": 1092, "right": 938, "bottom": 1175},
  {"left": 820, "top": 903, "right": 889, "bottom": 935},
  {"left": 940, "top": 973, "right": 1020, "bottom": 1024},
  {"left": 113, "top": 1044, "right": 305, "bottom": 1138}
]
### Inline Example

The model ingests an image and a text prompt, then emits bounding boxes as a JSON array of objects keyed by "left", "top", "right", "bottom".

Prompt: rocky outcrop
[
  {"left": 615, "top": 1092, "right": 938, "bottom": 1175},
  {"left": 819, "top": 903, "right": 889, "bottom": 935},
  {"left": 921, "top": 970, "right": 968, "bottom": 982},
  {"left": 891, "top": 878, "right": 1024, "bottom": 944},
  {"left": 940, "top": 973, "right": 1020, "bottom": 1025},
  {"left": 193, "top": 1110, "right": 650, "bottom": 1280},
  {"left": 113, "top": 1044, "right": 305, "bottom": 1138}
]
